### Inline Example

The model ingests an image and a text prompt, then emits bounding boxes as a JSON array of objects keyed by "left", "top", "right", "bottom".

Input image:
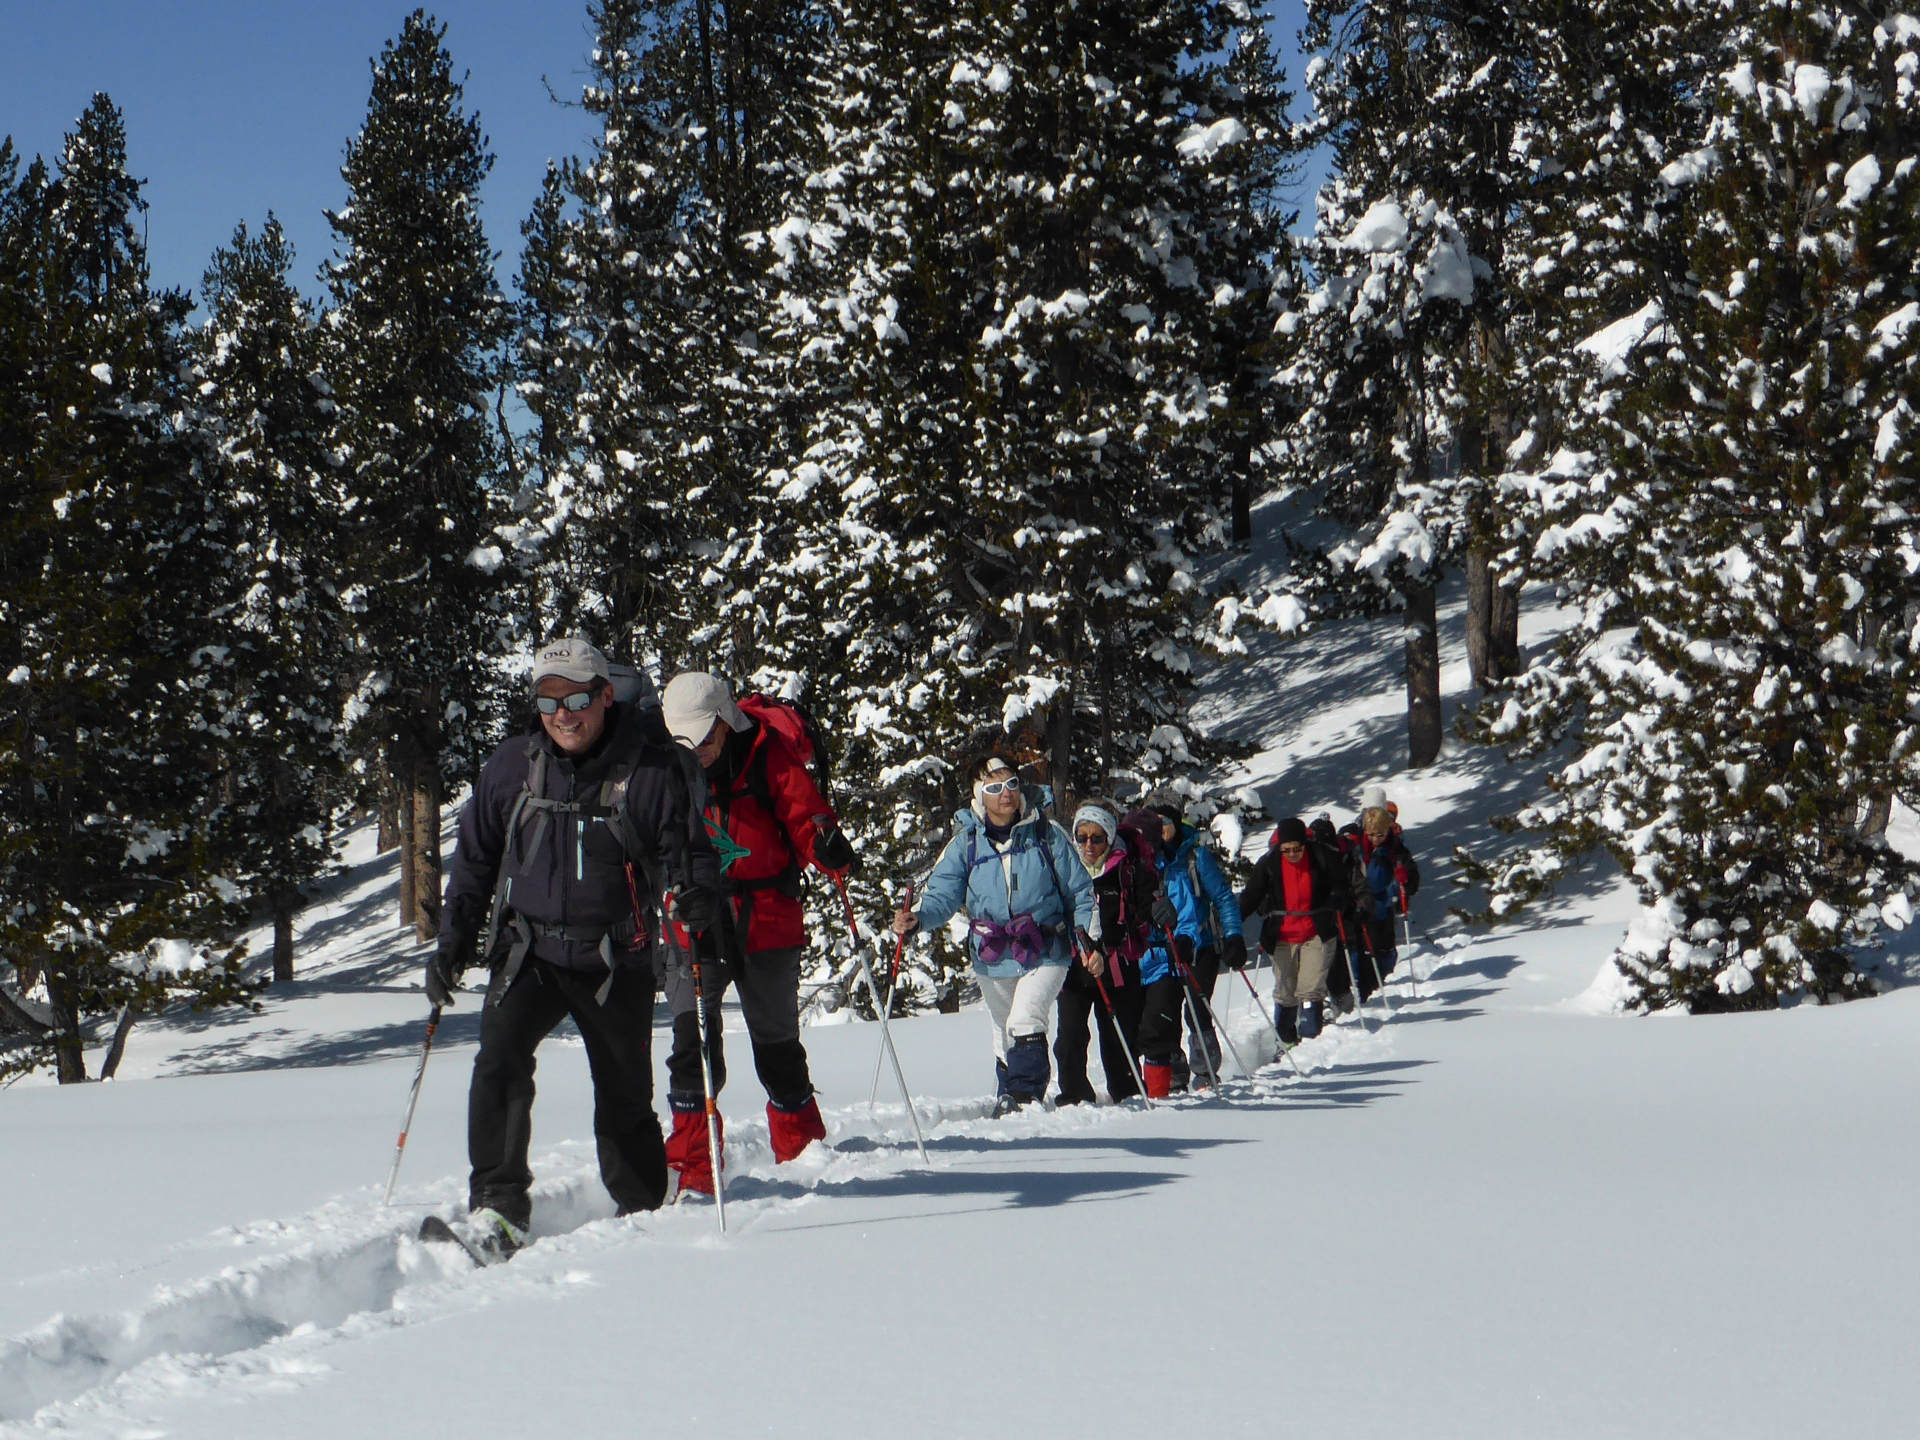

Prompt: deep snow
[{"left": 5, "top": 540, "right": 1918, "bottom": 1439}]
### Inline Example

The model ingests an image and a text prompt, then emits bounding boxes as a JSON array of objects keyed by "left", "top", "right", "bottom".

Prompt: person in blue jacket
[
  {"left": 1147, "top": 799, "right": 1246, "bottom": 1089},
  {"left": 893, "top": 743, "right": 1094, "bottom": 1114}
]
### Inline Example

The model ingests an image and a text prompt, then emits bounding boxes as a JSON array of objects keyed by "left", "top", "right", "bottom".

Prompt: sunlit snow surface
[{"left": 5, "top": 546, "right": 1919, "bottom": 1438}]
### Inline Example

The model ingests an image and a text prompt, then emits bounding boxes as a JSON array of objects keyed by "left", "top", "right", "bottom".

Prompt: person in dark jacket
[
  {"left": 1053, "top": 804, "right": 1151, "bottom": 1105},
  {"left": 658, "top": 672, "right": 857, "bottom": 1193},
  {"left": 1343, "top": 785, "right": 1421, "bottom": 985},
  {"left": 429, "top": 637, "right": 722, "bottom": 1253},
  {"left": 1238, "top": 816, "right": 1351, "bottom": 1044}
]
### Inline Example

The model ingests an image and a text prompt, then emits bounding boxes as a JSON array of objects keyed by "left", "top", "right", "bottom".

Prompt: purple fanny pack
[{"left": 972, "top": 914, "right": 1049, "bottom": 967}]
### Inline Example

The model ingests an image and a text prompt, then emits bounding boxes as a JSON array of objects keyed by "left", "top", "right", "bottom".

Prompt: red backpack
[{"left": 736, "top": 693, "right": 833, "bottom": 801}]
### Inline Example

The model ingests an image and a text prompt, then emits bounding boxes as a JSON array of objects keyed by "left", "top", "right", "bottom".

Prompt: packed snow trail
[{"left": 0, "top": 957, "right": 1419, "bottom": 1436}]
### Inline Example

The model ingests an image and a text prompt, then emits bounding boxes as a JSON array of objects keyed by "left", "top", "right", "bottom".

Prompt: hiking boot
[
  {"left": 468, "top": 1207, "right": 528, "bottom": 1261},
  {"left": 1298, "top": 1000, "right": 1323, "bottom": 1040}
]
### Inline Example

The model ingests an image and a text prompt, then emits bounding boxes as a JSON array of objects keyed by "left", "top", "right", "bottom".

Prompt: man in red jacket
[{"left": 659, "top": 673, "right": 857, "bottom": 1193}]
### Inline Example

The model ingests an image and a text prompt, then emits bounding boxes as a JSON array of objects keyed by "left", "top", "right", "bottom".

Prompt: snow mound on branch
[
  {"left": 1002, "top": 675, "right": 1065, "bottom": 729},
  {"left": 1418, "top": 230, "right": 1475, "bottom": 304},
  {"left": 1175, "top": 118, "right": 1249, "bottom": 162},
  {"left": 1841, "top": 154, "right": 1881, "bottom": 208},
  {"left": 1576, "top": 301, "right": 1668, "bottom": 377},
  {"left": 1343, "top": 199, "right": 1408, "bottom": 253}
]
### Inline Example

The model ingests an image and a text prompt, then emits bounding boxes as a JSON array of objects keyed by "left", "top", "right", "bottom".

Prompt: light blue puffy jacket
[{"left": 914, "top": 788, "right": 1095, "bottom": 978}]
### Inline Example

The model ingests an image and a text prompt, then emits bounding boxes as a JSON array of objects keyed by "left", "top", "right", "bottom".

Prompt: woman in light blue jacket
[{"left": 893, "top": 744, "right": 1094, "bottom": 1114}]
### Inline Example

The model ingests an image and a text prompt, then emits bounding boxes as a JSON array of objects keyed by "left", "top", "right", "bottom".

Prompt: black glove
[
  {"left": 814, "top": 824, "right": 857, "bottom": 874},
  {"left": 1151, "top": 895, "right": 1179, "bottom": 933},
  {"left": 1222, "top": 935, "right": 1249, "bottom": 970},
  {"left": 426, "top": 943, "right": 466, "bottom": 1007},
  {"left": 674, "top": 883, "right": 720, "bottom": 935}
]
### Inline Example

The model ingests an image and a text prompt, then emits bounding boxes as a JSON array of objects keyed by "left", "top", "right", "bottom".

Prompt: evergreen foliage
[
  {"left": 191, "top": 217, "right": 351, "bottom": 983},
  {"left": 1276, "top": 0, "right": 1535, "bottom": 762},
  {"left": 0, "top": 99, "right": 258, "bottom": 1081},
  {"left": 323, "top": 10, "right": 512, "bottom": 939},
  {"left": 1459, "top": 2, "right": 1920, "bottom": 1009}
]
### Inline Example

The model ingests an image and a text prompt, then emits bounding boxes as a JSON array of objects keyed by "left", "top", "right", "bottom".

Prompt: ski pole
[
  {"left": 832, "top": 875, "right": 929, "bottom": 1165},
  {"left": 1075, "top": 929, "right": 1152, "bottom": 1105},
  {"left": 1092, "top": 967, "right": 1155, "bottom": 1105},
  {"left": 1334, "top": 915, "right": 1382, "bottom": 1034},
  {"left": 1158, "top": 922, "right": 1254, "bottom": 1080},
  {"left": 383, "top": 1004, "right": 442, "bottom": 1205},
  {"left": 1180, "top": 987, "right": 1222, "bottom": 1090},
  {"left": 1234, "top": 960, "right": 1305, "bottom": 1076},
  {"left": 1397, "top": 885, "right": 1422, "bottom": 996},
  {"left": 681, "top": 917, "right": 727, "bottom": 1236},
  {"left": 867, "top": 882, "right": 914, "bottom": 1108}
]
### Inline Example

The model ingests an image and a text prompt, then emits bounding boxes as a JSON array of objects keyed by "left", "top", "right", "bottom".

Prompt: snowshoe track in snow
[{"left": 0, "top": 960, "right": 1448, "bottom": 1434}]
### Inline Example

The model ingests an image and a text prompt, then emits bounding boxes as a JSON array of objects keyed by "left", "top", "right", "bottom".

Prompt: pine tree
[
  {"left": 730, "top": 0, "right": 1297, "bottom": 1003},
  {"left": 323, "top": 12, "right": 512, "bottom": 941},
  {"left": 0, "top": 99, "right": 257, "bottom": 1080},
  {"left": 1462, "top": 2, "right": 1920, "bottom": 1009},
  {"left": 192, "top": 217, "right": 350, "bottom": 983},
  {"left": 1278, "top": 0, "right": 1535, "bottom": 764}
]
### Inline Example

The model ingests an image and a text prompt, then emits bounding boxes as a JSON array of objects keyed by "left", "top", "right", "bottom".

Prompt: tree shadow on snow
[{"left": 158, "top": 1006, "right": 491, "bottom": 1074}]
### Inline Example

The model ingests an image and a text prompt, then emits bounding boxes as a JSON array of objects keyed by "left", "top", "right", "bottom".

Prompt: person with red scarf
[{"left": 1238, "top": 816, "right": 1351, "bottom": 1044}]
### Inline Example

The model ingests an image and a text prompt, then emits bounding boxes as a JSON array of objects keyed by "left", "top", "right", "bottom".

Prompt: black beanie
[
  {"left": 1152, "top": 803, "right": 1183, "bottom": 824},
  {"left": 1275, "top": 817, "right": 1309, "bottom": 846}
]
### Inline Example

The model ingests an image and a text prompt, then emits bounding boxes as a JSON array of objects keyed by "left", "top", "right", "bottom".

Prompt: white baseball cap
[{"left": 661, "top": 671, "right": 750, "bottom": 747}]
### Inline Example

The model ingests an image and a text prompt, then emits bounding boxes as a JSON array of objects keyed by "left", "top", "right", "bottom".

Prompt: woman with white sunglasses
[{"left": 892, "top": 743, "right": 1093, "bottom": 1114}]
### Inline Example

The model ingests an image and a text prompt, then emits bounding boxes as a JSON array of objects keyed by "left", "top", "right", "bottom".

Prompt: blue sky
[{"left": 4, "top": 1, "right": 1320, "bottom": 310}]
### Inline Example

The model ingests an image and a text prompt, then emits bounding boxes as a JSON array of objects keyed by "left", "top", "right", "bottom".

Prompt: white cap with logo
[{"left": 530, "top": 636, "right": 610, "bottom": 689}]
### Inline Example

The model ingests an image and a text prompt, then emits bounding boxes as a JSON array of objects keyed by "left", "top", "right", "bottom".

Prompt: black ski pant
[
  {"left": 660, "top": 943, "right": 812, "bottom": 1109},
  {"left": 1328, "top": 926, "right": 1389, "bottom": 1003},
  {"left": 1179, "top": 944, "right": 1223, "bottom": 1080},
  {"left": 1054, "top": 959, "right": 1143, "bottom": 1102},
  {"left": 1135, "top": 973, "right": 1187, "bottom": 1068},
  {"left": 468, "top": 957, "right": 667, "bottom": 1228}
]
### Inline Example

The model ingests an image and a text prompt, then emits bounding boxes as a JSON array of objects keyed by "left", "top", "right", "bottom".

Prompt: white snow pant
[{"left": 978, "top": 964, "right": 1070, "bottom": 1065}]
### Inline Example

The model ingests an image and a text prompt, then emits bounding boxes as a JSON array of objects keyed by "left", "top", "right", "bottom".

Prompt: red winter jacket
[{"left": 672, "top": 721, "right": 835, "bottom": 955}]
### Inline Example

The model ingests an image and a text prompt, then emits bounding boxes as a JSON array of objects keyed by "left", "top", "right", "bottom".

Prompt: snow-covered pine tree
[
  {"left": 1463, "top": 2, "right": 1920, "bottom": 1010},
  {"left": 734, "top": 0, "right": 1295, "bottom": 1004},
  {"left": 191, "top": 217, "right": 350, "bottom": 983},
  {"left": 0, "top": 99, "right": 258, "bottom": 1081},
  {"left": 531, "top": 0, "right": 816, "bottom": 658},
  {"left": 323, "top": 11, "right": 512, "bottom": 941},
  {"left": 1278, "top": 0, "right": 1535, "bottom": 761}
]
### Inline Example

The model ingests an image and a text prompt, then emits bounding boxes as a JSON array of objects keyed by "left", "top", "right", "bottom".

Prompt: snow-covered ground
[{"left": 6, "top": 540, "right": 1918, "bottom": 1438}]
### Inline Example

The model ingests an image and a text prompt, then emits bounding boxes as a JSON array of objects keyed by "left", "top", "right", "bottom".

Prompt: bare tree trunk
[
  {"left": 1229, "top": 418, "right": 1254, "bottom": 544},
  {"left": 43, "top": 968, "right": 87, "bottom": 1084},
  {"left": 1046, "top": 687, "right": 1075, "bottom": 811},
  {"left": 398, "top": 774, "right": 418, "bottom": 932},
  {"left": 411, "top": 756, "right": 442, "bottom": 946},
  {"left": 376, "top": 759, "right": 401, "bottom": 853},
  {"left": 1490, "top": 576, "right": 1522, "bottom": 680},
  {"left": 100, "top": 1003, "right": 137, "bottom": 1080},
  {"left": 272, "top": 888, "right": 298, "bottom": 985},
  {"left": 1861, "top": 791, "right": 1893, "bottom": 844},
  {"left": 1465, "top": 547, "right": 1493, "bottom": 690},
  {"left": 1404, "top": 579, "right": 1443, "bottom": 768}
]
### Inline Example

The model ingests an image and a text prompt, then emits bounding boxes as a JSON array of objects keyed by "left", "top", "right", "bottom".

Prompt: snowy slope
[{"left": 5, "top": 563, "right": 1919, "bottom": 1438}]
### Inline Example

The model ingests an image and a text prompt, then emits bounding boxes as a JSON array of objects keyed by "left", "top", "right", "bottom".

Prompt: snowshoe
[{"left": 418, "top": 1208, "right": 526, "bottom": 1266}]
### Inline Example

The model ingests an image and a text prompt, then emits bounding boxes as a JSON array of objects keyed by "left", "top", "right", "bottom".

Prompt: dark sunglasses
[
  {"left": 534, "top": 684, "right": 603, "bottom": 715},
  {"left": 1074, "top": 830, "right": 1110, "bottom": 848}
]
